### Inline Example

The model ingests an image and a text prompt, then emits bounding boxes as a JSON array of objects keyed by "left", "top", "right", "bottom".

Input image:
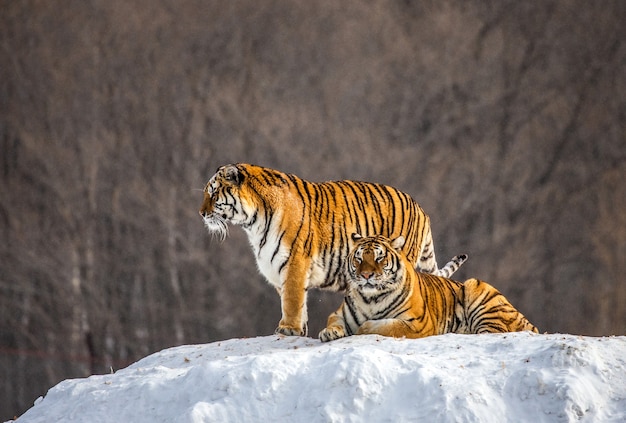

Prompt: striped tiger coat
[
  {"left": 199, "top": 163, "right": 467, "bottom": 336},
  {"left": 319, "top": 234, "right": 537, "bottom": 342}
]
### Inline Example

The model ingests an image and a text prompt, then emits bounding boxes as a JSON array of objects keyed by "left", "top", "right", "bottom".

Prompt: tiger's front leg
[
  {"left": 275, "top": 262, "right": 309, "bottom": 336},
  {"left": 318, "top": 307, "right": 348, "bottom": 342},
  {"left": 357, "top": 318, "right": 425, "bottom": 339}
]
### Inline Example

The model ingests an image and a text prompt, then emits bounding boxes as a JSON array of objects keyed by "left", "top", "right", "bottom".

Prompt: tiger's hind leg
[
  {"left": 462, "top": 278, "right": 539, "bottom": 334},
  {"left": 417, "top": 227, "right": 438, "bottom": 274},
  {"left": 417, "top": 228, "right": 467, "bottom": 278},
  {"left": 434, "top": 254, "right": 468, "bottom": 278}
]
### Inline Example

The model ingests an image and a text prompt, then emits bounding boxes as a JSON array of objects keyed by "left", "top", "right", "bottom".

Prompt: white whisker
[{"left": 203, "top": 215, "right": 229, "bottom": 242}]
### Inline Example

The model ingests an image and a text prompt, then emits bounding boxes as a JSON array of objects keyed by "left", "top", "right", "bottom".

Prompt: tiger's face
[
  {"left": 199, "top": 164, "right": 252, "bottom": 240},
  {"left": 347, "top": 234, "right": 407, "bottom": 296}
]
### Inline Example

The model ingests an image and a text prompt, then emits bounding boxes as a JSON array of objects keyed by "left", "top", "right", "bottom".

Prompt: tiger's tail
[{"left": 434, "top": 254, "right": 468, "bottom": 279}]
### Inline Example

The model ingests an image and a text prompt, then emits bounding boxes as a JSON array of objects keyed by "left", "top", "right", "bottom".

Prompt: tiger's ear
[
  {"left": 391, "top": 236, "right": 405, "bottom": 251},
  {"left": 351, "top": 233, "right": 363, "bottom": 242},
  {"left": 222, "top": 165, "right": 244, "bottom": 186}
]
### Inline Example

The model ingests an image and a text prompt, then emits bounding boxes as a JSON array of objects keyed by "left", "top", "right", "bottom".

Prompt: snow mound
[{"left": 13, "top": 333, "right": 626, "bottom": 423}]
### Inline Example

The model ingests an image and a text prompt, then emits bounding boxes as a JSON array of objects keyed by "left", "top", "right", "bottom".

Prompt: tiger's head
[
  {"left": 347, "top": 234, "right": 407, "bottom": 296},
  {"left": 199, "top": 164, "right": 254, "bottom": 240}
]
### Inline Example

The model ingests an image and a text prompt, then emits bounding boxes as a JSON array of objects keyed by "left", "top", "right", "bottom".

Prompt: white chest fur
[{"left": 243, "top": 218, "right": 286, "bottom": 289}]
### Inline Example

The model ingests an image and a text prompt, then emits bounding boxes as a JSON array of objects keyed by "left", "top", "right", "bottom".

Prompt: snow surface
[{"left": 12, "top": 332, "right": 626, "bottom": 423}]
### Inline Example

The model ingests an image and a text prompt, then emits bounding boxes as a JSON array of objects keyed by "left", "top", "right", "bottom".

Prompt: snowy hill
[{"left": 12, "top": 333, "right": 626, "bottom": 422}]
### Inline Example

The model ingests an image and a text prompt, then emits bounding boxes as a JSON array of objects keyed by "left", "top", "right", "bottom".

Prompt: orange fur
[
  {"left": 319, "top": 235, "right": 537, "bottom": 342},
  {"left": 200, "top": 164, "right": 467, "bottom": 335}
]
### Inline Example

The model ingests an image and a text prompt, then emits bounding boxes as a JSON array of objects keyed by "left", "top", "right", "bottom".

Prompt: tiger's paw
[
  {"left": 318, "top": 326, "right": 346, "bottom": 342},
  {"left": 356, "top": 320, "right": 379, "bottom": 335},
  {"left": 275, "top": 324, "right": 306, "bottom": 337}
]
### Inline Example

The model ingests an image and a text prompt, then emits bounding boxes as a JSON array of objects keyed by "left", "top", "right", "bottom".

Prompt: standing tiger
[
  {"left": 199, "top": 163, "right": 467, "bottom": 336},
  {"left": 319, "top": 234, "right": 537, "bottom": 342}
]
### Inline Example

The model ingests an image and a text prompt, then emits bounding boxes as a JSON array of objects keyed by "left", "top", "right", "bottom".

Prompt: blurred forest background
[{"left": 1, "top": 0, "right": 625, "bottom": 418}]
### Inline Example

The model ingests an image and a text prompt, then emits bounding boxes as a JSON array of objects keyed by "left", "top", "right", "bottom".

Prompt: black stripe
[
  {"left": 379, "top": 184, "right": 397, "bottom": 235},
  {"left": 345, "top": 295, "right": 361, "bottom": 334},
  {"left": 320, "top": 183, "right": 333, "bottom": 222},
  {"left": 321, "top": 218, "right": 339, "bottom": 287},
  {"left": 364, "top": 183, "right": 384, "bottom": 234},
  {"left": 278, "top": 256, "right": 289, "bottom": 274},
  {"left": 369, "top": 183, "right": 388, "bottom": 229},
  {"left": 302, "top": 182, "right": 316, "bottom": 254},
  {"left": 251, "top": 167, "right": 273, "bottom": 186},
  {"left": 377, "top": 276, "right": 410, "bottom": 317},
  {"left": 341, "top": 182, "right": 363, "bottom": 233},
  {"left": 280, "top": 177, "right": 307, "bottom": 271},
  {"left": 271, "top": 230, "right": 286, "bottom": 263},
  {"left": 258, "top": 201, "right": 273, "bottom": 252}
]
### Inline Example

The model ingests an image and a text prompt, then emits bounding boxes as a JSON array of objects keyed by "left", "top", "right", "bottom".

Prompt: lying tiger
[
  {"left": 319, "top": 234, "right": 538, "bottom": 342},
  {"left": 200, "top": 163, "right": 467, "bottom": 336}
]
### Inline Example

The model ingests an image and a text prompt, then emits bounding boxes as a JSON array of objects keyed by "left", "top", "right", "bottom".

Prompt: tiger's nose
[{"left": 361, "top": 270, "right": 373, "bottom": 280}]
